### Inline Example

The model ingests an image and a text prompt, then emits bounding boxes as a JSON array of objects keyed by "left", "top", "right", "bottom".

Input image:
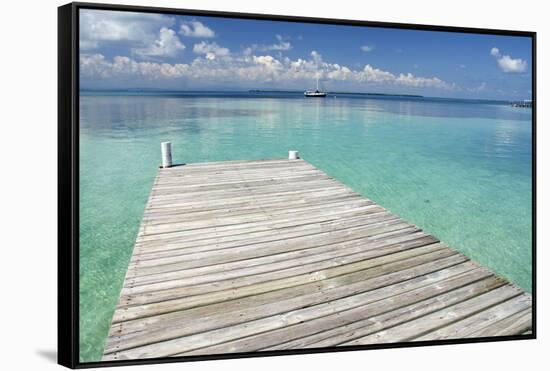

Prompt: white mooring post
[
  {"left": 161, "top": 142, "right": 173, "bottom": 168},
  {"left": 288, "top": 150, "right": 299, "bottom": 160}
]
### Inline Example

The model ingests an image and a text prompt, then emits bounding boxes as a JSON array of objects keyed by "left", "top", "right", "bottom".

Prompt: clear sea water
[{"left": 79, "top": 91, "right": 532, "bottom": 362}]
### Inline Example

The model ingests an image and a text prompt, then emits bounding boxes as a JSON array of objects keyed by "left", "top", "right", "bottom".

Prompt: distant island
[
  {"left": 248, "top": 89, "right": 423, "bottom": 98},
  {"left": 80, "top": 89, "right": 517, "bottom": 104}
]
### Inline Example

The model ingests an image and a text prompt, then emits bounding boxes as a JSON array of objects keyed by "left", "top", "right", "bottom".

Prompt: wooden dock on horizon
[{"left": 103, "top": 154, "right": 532, "bottom": 361}]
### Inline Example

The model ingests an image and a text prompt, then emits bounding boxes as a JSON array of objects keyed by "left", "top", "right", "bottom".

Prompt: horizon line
[{"left": 79, "top": 88, "right": 529, "bottom": 103}]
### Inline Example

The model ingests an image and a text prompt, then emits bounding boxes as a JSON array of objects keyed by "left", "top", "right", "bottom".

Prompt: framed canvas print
[{"left": 58, "top": 2, "right": 536, "bottom": 368}]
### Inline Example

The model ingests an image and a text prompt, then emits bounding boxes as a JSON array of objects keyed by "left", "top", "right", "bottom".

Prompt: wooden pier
[{"left": 103, "top": 155, "right": 532, "bottom": 361}]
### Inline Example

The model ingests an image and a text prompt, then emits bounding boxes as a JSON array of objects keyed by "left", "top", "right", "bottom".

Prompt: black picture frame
[{"left": 58, "top": 2, "right": 537, "bottom": 368}]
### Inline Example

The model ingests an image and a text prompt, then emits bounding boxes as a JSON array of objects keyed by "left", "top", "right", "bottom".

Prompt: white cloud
[
  {"left": 251, "top": 55, "right": 284, "bottom": 82},
  {"left": 249, "top": 35, "right": 292, "bottom": 52},
  {"left": 497, "top": 55, "right": 527, "bottom": 73},
  {"left": 360, "top": 64, "right": 395, "bottom": 83},
  {"left": 80, "top": 40, "right": 98, "bottom": 51},
  {"left": 79, "top": 9, "right": 174, "bottom": 49},
  {"left": 490, "top": 47, "right": 527, "bottom": 73},
  {"left": 133, "top": 28, "right": 185, "bottom": 58},
  {"left": 81, "top": 50, "right": 454, "bottom": 90},
  {"left": 180, "top": 20, "right": 215, "bottom": 38},
  {"left": 80, "top": 53, "right": 190, "bottom": 79},
  {"left": 310, "top": 50, "right": 323, "bottom": 65},
  {"left": 468, "top": 82, "right": 487, "bottom": 92},
  {"left": 272, "top": 35, "right": 292, "bottom": 51},
  {"left": 193, "top": 41, "right": 230, "bottom": 60},
  {"left": 360, "top": 45, "right": 374, "bottom": 52},
  {"left": 396, "top": 73, "right": 450, "bottom": 88}
]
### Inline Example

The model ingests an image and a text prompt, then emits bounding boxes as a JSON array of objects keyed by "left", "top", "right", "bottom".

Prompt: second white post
[
  {"left": 288, "top": 150, "right": 299, "bottom": 160},
  {"left": 161, "top": 142, "right": 173, "bottom": 168}
]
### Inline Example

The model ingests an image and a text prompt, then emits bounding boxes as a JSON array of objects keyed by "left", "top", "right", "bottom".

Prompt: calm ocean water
[{"left": 79, "top": 92, "right": 532, "bottom": 362}]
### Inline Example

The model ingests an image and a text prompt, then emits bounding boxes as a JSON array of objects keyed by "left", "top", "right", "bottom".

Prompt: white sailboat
[{"left": 304, "top": 77, "right": 327, "bottom": 97}]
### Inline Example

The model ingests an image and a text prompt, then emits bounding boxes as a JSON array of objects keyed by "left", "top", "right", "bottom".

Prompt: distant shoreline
[
  {"left": 79, "top": 89, "right": 519, "bottom": 105},
  {"left": 81, "top": 88, "right": 421, "bottom": 97},
  {"left": 248, "top": 89, "right": 423, "bottom": 98},
  {"left": 83, "top": 88, "right": 423, "bottom": 98}
]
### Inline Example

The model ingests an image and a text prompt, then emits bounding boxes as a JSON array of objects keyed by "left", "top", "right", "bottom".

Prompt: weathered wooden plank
[
  {"left": 151, "top": 175, "right": 333, "bottom": 199},
  {"left": 154, "top": 165, "right": 318, "bottom": 181},
  {"left": 341, "top": 284, "right": 523, "bottom": 345},
  {"left": 465, "top": 307, "right": 532, "bottom": 338},
  {"left": 146, "top": 183, "right": 348, "bottom": 209},
  {"left": 157, "top": 160, "right": 314, "bottom": 175},
  {"left": 142, "top": 197, "right": 372, "bottom": 226},
  {"left": 132, "top": 211, "right": 398, "bottom": 260},
  {"left": 114, "top": 242, "right": 448, "bottom": 319},
  {"left": 152, "top": 172, "right": 327, "bottom": 191},
  {"left": 153, "top": 169, "right": 325, "bottom": 188},
  {"left": 129, "top": 219, "right": 413, "bottom": 270},
  {"left": 119, "top": 234, "right": 437, "bottom": 304},
  {"left": 184, "top": 270, "right": 501, "bottom": 355},
  {"left": 135, "top": 204, "right": 386, "bottom": 245},
  {"left": 147, "top": 185, "right": 348, "bottom": 208},
  {"left": 411, "top": 294, "right": 532, "bottom": 341},
  {"left": 158, "top": 158, "right": 308, "bottom": 172},
  {"left": 129, "top": 223, "right": 424, "bottom": 278},
  {"left": 142, "top": 188, "right": 356, "bottom": 219},
  {"left": 103, "top": 158, "right": 532, "bottom": 361},
  {"left": 151, "top": 171, "right": 336, "bottom": 201},
  {"left": 141, "top": 201, "right": 378, "bottom": 235},
  {"left": 125, "top": 220, "right": 409, "bottom": 289},
  {"left": 104, "top": 254, "right": 470, "bottom": 358},
  {"left": 108, "top": 255, "right": 473, "bottom": 346},
  {"left": 125, "top": 219, "right": 413, "bottom": 289},
  {"left": 148, "top": 185, "right": 345, "bottom": 211},
  {"left": 269, "top": 275, "right": 506, "bottom": 350},
  {"left": 160, "top": 161, "right": 314, "bottom": 171}
]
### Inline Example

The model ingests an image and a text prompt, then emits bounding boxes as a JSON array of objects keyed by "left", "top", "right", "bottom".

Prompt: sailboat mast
[{"left": 304, "top": 75, "right": 326, "bottom": 97}]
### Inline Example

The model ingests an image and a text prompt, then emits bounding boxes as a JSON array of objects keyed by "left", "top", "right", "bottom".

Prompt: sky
[{"left": 79, "top": 9, "right": 532, "bottom": 100}]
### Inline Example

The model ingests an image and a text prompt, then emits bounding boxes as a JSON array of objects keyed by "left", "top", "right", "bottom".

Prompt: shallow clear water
[{"left": 79, "top": 93, "right": 532, "bottom": 362}]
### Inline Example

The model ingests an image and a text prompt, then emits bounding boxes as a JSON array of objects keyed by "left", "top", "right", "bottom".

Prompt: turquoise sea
[{"left": 79, "top": 92, "right": 532, "bottom": 362}]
